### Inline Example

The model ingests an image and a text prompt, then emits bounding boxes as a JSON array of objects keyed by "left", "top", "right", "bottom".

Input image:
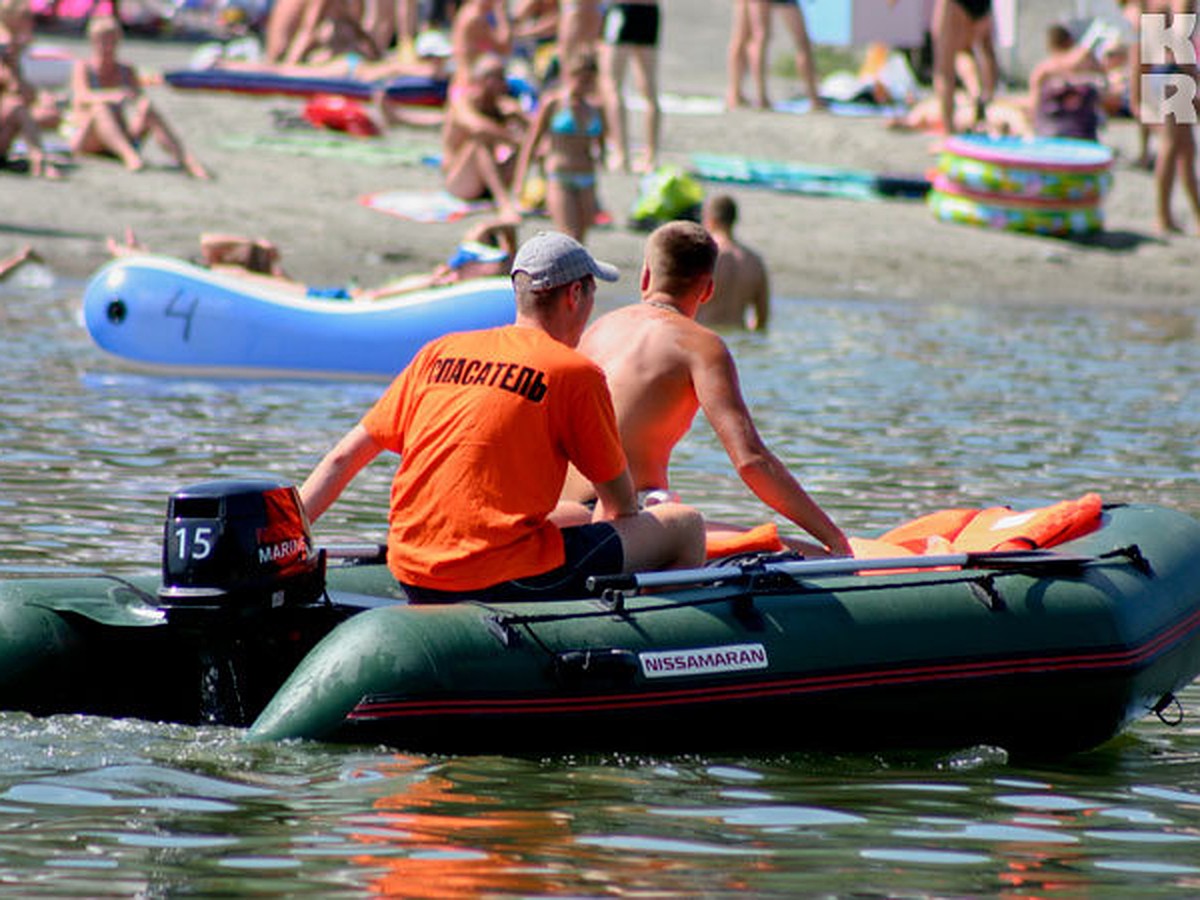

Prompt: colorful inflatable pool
[{"left": 931, "top": 135, "right": 1112, "bottom": 235}]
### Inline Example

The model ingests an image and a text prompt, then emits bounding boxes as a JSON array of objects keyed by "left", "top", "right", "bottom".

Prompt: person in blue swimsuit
[{"left": 514, "top": 52, "right": 606, "bottom": 242}]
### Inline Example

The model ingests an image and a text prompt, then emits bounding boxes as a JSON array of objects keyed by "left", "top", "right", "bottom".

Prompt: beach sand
[{"left": 3, "top": 7, "right": 1195, "bottom": 311}]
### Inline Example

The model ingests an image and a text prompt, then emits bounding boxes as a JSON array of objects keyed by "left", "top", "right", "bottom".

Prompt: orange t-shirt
[{"left": 361, "top": 325, "right": 628, "bottom": 591}]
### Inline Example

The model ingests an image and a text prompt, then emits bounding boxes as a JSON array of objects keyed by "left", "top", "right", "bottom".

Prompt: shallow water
[{"left": 1, "top": 270, "right": 1199, "bottom": 895}]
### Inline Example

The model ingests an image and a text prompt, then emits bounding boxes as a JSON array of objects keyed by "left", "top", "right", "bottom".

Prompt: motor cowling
[{"left": 158, "top": 479, "right": 325, "bottom": 616}]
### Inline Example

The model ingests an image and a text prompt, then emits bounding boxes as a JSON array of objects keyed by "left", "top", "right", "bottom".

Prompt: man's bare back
[
  {"left": 697, "top": 194, "right": 770, "bottom": 330},
  {"left": 700, "top": 234, "right": 769, "bottom": 329},
  {"left": 563, "top": 219, "right": 851, "bottom": 556},
  {"left": 563, "top": 302, "right": 735, "bottom": 498}
]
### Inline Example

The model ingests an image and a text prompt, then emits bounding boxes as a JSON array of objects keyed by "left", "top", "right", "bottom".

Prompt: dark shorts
[
  {"left": 402, "top": 523, "right": 623, "bottom": 602},
  {"left": 951, "top": 0, "right": 991, "bottom": 20},
  {"left": 603, "top": 3, "right": 660, "bottom": 47}
]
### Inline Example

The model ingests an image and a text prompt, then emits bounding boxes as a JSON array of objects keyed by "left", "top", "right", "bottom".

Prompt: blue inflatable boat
[{"left": 82, "top": 255, "right": 516, "bottom": 380}]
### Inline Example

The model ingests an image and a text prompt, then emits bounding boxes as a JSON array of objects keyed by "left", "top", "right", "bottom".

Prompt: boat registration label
[{"left": 639, "top": 643, "right": 768, "bottom": 679}]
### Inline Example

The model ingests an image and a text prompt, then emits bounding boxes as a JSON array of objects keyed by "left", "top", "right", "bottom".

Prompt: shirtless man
[
  {"left": 562, "top": 220, "right": 852, "bottom": 557},
  {"left": 696, "top": 194, "right": 769, "bottom": 331}
]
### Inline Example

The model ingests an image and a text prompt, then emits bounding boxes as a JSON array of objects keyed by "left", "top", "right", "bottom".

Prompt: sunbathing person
[
  {"left": 513, "top": 51, "right": 604, "bottom": 242},
  {"left": 358, "top": 214, "right": 519, "bottom": 298},
  {"left": 108, "top": 218, "right": 516, "bottom": 300},
  {"left": 441, "top": 53, "right": 527, "bottom": 219},
  {"left": 70, "top": 16, "right": 210, "bottom": 178},
  {"left": 0, "top": 0, "right": 64, "bottom": 178}
]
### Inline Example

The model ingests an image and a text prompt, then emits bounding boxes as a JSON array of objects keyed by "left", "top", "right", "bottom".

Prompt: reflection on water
[
  {"left": 0, "top": 711, "right": 1196, "bottom": 894},
  {"left": 0, "top": 277, "right": 1198, "bottom": 893}
]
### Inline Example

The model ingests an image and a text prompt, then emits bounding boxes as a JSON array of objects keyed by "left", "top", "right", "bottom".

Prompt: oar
[
  {"left": 322, "top": 543, "right": 387, "bottom": 563},
  {"left": 587, "top": 549, "right": 1093, "bottom": 594}
]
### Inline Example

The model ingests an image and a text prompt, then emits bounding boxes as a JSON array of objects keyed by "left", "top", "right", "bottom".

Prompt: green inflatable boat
[{"left": 3, "top": 479, "right": 1200, "bottom": 756}]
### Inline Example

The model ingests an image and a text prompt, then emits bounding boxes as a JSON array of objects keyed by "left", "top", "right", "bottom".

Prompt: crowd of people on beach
[
  {"left": 4, "top": 0, "right": 1200, "bottom": 291},
  {"left": 5, "top": 0, "right": 1200, "bottom": 594}
]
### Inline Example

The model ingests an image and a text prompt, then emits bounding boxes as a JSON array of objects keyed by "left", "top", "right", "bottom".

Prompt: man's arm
[
  {"left": 692, "top": 338, "right": 852, "bottom": 555},
  {"left": 299, "top": 423, "right": 383, "bottom": 523},
  {"left": 590, "top": 468, "right": 640, "bottom": 522},
  {"left": 749, "top": 256, "right": 770, "bottom": 331}
]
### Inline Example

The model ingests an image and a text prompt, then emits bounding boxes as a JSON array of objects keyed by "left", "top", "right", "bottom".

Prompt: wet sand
[{"left": 2, "top": 7, "right": 1194, "bottom": 310}]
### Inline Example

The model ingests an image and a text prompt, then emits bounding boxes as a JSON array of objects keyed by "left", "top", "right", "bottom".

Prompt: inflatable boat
[
  {"left": 82, "top": 255, "right": 516, "bottom": 380},
  {"left": 163, "top": 69, "right": 449, "bottom": 105},
  {"left": 3, "top": 479, "right": 1200, "bottom": 756}
]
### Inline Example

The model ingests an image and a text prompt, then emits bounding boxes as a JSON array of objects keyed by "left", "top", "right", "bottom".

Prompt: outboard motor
[
  {"left": 157, "top": 479, "right": 328, "bottom": 725},
  {"left": 159, "top": 479, "right": 325, "bottom": 618}
]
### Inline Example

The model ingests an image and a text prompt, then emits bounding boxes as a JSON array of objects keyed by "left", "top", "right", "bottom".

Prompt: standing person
[
  {"left": 561, "top": 221, "right": 852, "bottom": 557},
  {"left": 441, "top": 53, "right": 527, "bottom": 220},
  {"left": 449, "top": 0, "right": 512, "bottom": 95},
  {"left": 931, "top": 0, "right": 998, "bottom": 134},
  {"left": 1136, "top": 0, "right": 1200, "bottom": 234},
  {"left": 300, "top": 231, "right": 706, "bottom": 601},
  {"left": 264, "top": 0, "right": 339, "bottom": 63},
  {"left": 598, "top": 0, "right": 659, "bottom": 173},
  {"left": 69, "top": 16, "right": 210, "bottom": 178},
  {"left": 696, "top": 194, "right": 769, "bottom": 331},
  {"left": 513, "top": 51, "right": 604, "bottom": 242},
  {"left": 556, "top": 0, "right": 602, "bottom": 72},
  {"left": 738, "top": 0, "right": 823, "bottom": 110}
]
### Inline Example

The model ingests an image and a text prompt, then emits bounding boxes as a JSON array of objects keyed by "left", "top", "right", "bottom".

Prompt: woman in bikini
[
  {"left": 70, "top": 16, "right": 209, "bottom": 178},
  {"left": 514, "top": 51, "right": 604, "bottom": 241}
]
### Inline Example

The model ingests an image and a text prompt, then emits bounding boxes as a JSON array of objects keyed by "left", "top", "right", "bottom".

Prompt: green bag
[{"left": 629, "top": 165, "right": 705, "bottom": 230}]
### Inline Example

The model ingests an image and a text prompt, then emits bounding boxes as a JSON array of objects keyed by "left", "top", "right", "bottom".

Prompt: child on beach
[
  {"left": 513, "top": 51, "right": 604, "bottom": 242},
  {"left": 70, "top": 16, "right": 210, "bottom": 178}
]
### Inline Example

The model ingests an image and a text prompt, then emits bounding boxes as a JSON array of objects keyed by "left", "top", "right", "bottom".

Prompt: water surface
[{"left": 0, "top": 270, "right": 1198, "bottom": 895}]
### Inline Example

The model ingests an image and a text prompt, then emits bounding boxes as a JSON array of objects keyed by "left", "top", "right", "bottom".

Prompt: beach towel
[
  {"left": 689, "top": 152, "right": 929, "bottom": 201},
  {"left": 219, "top": 133, "right": 439, "bottom": 166},
  {"left": 773, "top": 97, "right": 910, "bottom": 118},
  {"left": 624, "top": 92, "right": 725, "bottom": 116},
  {"left": 360, "top": 189, "right": 493, "bottom": 223}
]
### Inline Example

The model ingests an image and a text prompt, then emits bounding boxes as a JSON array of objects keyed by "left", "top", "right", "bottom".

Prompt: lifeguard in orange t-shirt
[{"left": 299, "top": 231, "right": 705, "bottom": 601}]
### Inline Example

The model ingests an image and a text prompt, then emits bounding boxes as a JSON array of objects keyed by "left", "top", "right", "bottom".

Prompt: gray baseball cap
[{"left": 511, "top": 231, "right": 619, "bottom": 291}]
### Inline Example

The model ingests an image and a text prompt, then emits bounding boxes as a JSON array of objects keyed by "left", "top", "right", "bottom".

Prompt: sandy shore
[{"left": 3, "top": 8, "right": 1195, "bottom": 310}]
